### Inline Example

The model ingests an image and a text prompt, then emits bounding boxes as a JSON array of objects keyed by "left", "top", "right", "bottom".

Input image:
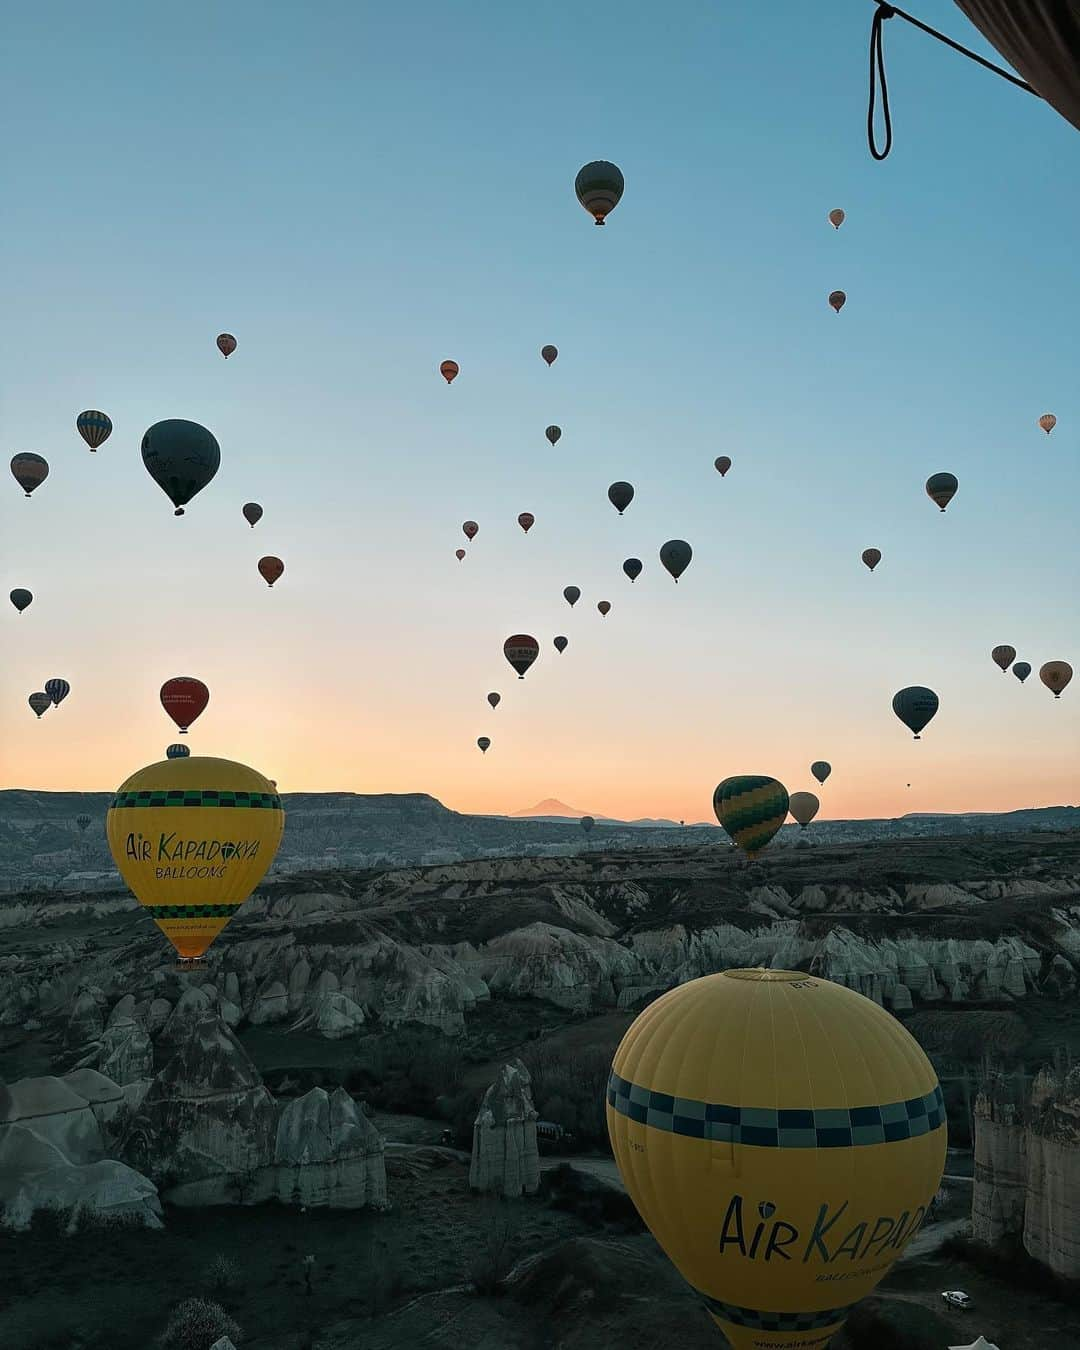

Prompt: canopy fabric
[
  {"left": 949, "top": 1336, "right": 1001, "bottom": 1350},
  {"left": 954, "top": 1, "right": 1080, "bottom": 131}
]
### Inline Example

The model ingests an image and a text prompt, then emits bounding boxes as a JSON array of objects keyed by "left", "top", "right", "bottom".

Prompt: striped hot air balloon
[
  {"left": 44, "top": 679, "right": 70, "bottom": 707},
  {"left": 77, "top": 410, "right": 113, "bottom": 451},
  {"left": 713, "top": 776, "right": 790, "bottom": 859}
]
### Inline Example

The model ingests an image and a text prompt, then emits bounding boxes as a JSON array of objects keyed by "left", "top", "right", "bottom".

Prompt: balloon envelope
[
  {"left": 580, "top": 815, "right": 595, "bottom": 833},
  {"left": 828, "top": 207, "right": 845, "bottom": 228},
  {"left": 563, "top": 586, "right": 580, "bottom": 607},
  {"left": 504, "top": 635, "right": 539, "bottom": 679},
  {"left": 862, "top": 548, "right": 881, "bottom": 572},
  {"left": 892, "top": 686, "right": 939, "bottom": 738},
  {"left": 1012, "top": 661, "right": 1031, "bottom": 683},
  {"left": 487, "top": 692, "right": 501, "bottom": 709},
  {"left": 810, "top": 761, "right": 831, "bottom": 785},
  {"left": 1039, "top": 413, "right": 1057, "bottom": 434},
  {"left": 29, "top": 692, "right": 51, "bottom": 718},
  {"left": 541, "top": 345, "right": 558, "bottom": 366},
  {"left": 258, "top": 556, "right": 285, "bottom": 587},
  {"left": 991, "top": 645, "right": 1016, "bottom": 672},
  {"left": 597, "top": 601, "right": 611, "bottom": 616},
  {"left": 623, "top": 558, "right": 642, "bottom": 582},
  {"left": 574, "top": 160, "right": 624, "bottom": 225},
  {"left": 607, "top": 969, "right": 946, "bottom": 1350},
  {"left": 141, "top": 420, "right": 220, "bottom": 515},
  {"left": 1040, "top": 661, "right": 1073, "bottom": 698},
  {"left": 455, "top": 548, "right": 466, "bottom": 561},
  {"left": 477, "top": 737, "right": 490, "bottom": 753},
  {"left": 608, "top": 481, "right": 634, "bottom": 514},
  {"left": 714, "top": 456, "right": 731, "bottom": 477},
  {"left": 76, "top": 814, "right": 92, "bottom": 831},
  {"left": 107, "top": 756, "right": 283, "bottom": 960},
  {"left": 463, "top": 520, "right": 479, "bottom": 540},
  {"left": 216, "top": 333, "right": 237, "bottom": 358},
  {"left": 660, "top": 539, "right": 692, "bottom": 582},
  {"left": 439, "top": 360, "right": 459, "bottom": 384},
  {"left": 828, "top": 290, "right": 846, "bottom": 312},
  {"left": 44, "top": 679, "right": 70, "bottom": 707},
  {"left": 545, "top": 425, "right": 562, "bottom": 446},
  {"left": 788, "top": 790, "right": 820, "bottom": 828},
  {"left": 166, "top": 744, "right": 191, "bottom": 759},
  {"left": 554, "top": 635, "right": 568, "bottom": 653},
  {"left": 242, "top": 502, "right": 263, "bottom": 527},
  {"left": 10, "top": 589, "right": 33, "bottom": 613},
  {"left": 518, "top": 512, "right": 535, "bottom": 533},
  {"left": 11, "top": 452, "right": 49, "bottom": 497},
  {"left": 713, "top": 776, "right": 789, "bottom": 858},
  {"left": 77, "top": 410, "right": 112, "bottom": 450},
  {"left": 161, "top": 677, "right": 210, "bottom": 733},
  {"left": 925, "top": 472, "right": 958, "bottom": 511}
]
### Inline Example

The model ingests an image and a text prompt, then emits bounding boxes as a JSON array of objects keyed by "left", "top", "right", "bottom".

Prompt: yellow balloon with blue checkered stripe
[
  {"left": 607, "top": 970, "right": 946, "bottom": 1348},
  {"left": 106, "top": 757, "right": 284, "bottom": 961}
]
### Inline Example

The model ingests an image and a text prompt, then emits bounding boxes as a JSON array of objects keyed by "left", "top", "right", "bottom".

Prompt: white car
[{"left": 941, "top": 1290, "right": 972, "bottom": 1309}]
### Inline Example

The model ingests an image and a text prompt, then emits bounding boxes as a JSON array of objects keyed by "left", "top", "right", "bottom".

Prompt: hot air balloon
[
  {"left": 623, "top": 558, "right": 642, "bottom": 583},
  {"left": 76, "top": 814, "right": 92, "bottom": 832},
  {"left": 161, "top": 677, "right": 209, "bottom": 734},
  {"left": 575, "top": 160, "right": 624, "bottom": 225},
  {"left": 788, "top": 791, "right": 820, "bottom": 828},
  {"left": 828, "top": 207, "right": 845, "bottom": 229},
  {"left": 141, "top": 420, "right": 221, "bottom": 516},
  {"left": 216, "top": 333, "right": 237, "bottom": 358},
  {"left": 440, "top": 360, "right": 459, "bottom": 384},
  {"left": 862, "top": 548, "right": 881, "bottom": 572},
  {"left": 925, "top": 472, "right": 958, "bottom": 512},
  {"left": 10, "top": 589, "right": 33, "bottom": 614},
  {"left": 545, "top": 425, "right": 562, "bottom": 446},
  {"left": 660, "top": 539, "right": 692, "bottom": 582},
  {"left": 991, "top": 645, "right": 1016, "bottom": 673},
  {"left": 77, "top": 410, "right": 112, "bottom": 451},
  {"left": 581, "top": 815, "right": 595, "bottom": 833},
  {"left": 166, "top": 744, "right": 191, "bottom": 759},
  {"left": 714, "top": 456, "right": 732, "bottom": 477},
  {"left": 597, "top": 601, "right": 611, "bottom": 617},
  {"left": 541, "top": 345, "right": 558, "bottom": 366},
  {"left": 242, "top": 502, "right": 263, "bottom": 528},
  {"left": 463, "top": 520, "right": 479, "bottom": 541},
  {"left": 258, "top": 556, "right": 285, "bottom": 587},
  {"left": 477, "top": 737, "right": 491, "bottom": 754},
  {"left": 106, "top": 756, "right": 284, "bottom": 963},
  {"left": 713, "top": 776, "right": 789, "bottom": 859},
  {"left": 11, "top": 453, "right": 49, "bottom": 497},
  {"left": 810, "top": 761, "right": 832, "bottom": 786},
  {"left": 608, "top": 482, "right": 634, "bottom": 515},
  {"left": 563, "top": 586, "right": 580, "bottom": 607},
  {"left": 1012, "top": 661, "right": 1031, "bottom": 684},
  {"left": 1039, "top": 413, "right": 1057, "bottom": 434},
  {"left": 29, "top": 692, "right": 51, "bottom": 719},
  {"left": 828, "top": 290, "right": 846, "bottom": 313},
  {"left": 455, "top": 548, "right": 466, "bottom": 561},
  {"left": 554, "top": 635, "right": 568, "bottom": 653},
  {"left": 1040, "top": 661, "right": 1073, "bottom": 698},
  {"left": 518, "top": 512, "right": 535, "bottom": 533},
  {"left": 487, "top": 692, "right": 501, "bottom": 709},
  {"left": 44, "top": 679, "right": 70, "bottom": 707},
  {"left": 607, "top": 969, "right": 946, "bottom": 1350},
  {"left": 504, "top": 635, "right": 539, "bottom": 679},
  {"left": 892, "top": 686, "right": 939, "bottom": 739}
]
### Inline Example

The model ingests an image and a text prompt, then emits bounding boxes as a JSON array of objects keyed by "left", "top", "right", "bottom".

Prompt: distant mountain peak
[{"left": 511, "top": 798, "right": 591, "bottom": 819}]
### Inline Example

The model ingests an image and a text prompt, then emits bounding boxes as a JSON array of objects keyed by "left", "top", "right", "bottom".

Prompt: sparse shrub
[
  {"left": 468, "top": 1196, "right": 519, "bottom": 1295},
  {"left": 202, "top": 1252, "right": 241, "bottom": 1293},
  {"left": 158, "top": 1297, "right": 242, "bottom": 1350}
]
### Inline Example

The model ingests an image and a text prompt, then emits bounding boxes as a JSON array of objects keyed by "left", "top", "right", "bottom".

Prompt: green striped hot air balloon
[{"left": 713, "top": 775, "right": 789, "bottom": 859}]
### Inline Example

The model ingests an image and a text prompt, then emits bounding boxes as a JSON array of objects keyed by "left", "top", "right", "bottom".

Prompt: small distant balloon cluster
[{"left": 28, "top": 678, "right": 70, "bottom": 720}]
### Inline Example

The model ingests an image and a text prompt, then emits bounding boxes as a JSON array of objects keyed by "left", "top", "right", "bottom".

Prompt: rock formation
[
  {"left": 270, "top": 1086, "right": 386, "bottom": 1207},
  {"left": 470, "top": 1058, "right": 539, "bottom": 1198}
]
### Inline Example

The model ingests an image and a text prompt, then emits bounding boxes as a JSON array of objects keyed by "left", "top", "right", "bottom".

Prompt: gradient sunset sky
[{"left": 3, "top": 1, "right": 1078, "bottom": 824}]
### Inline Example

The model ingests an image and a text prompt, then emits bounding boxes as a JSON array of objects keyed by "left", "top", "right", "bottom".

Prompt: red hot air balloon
[
  {"left": 597, "top": 601, "right": 611, "bottom": 617},
  {"left": 258, "top": 556, "right": 285, "bottom": 587},
  {"left": 518, "top": 512, "right": 535, "bottom": 533},
  {"left": 455, "top": 548, "right": 466, "bottom": 561},
  {"left": 504, "top": 635, "right": 539, "bottom": 679},
  {"left": 463, "top": 520, "right": 479, "bottom": 541},
  {"left": 160, "top": 677, "right": 209, "bottom": 734},
  {"left": 541, "top": 345, "right": 558, "bottom": 366},
  {"left": 217, "top": 334, "right": 237, "bottom": 358},
  {"left": 828, "top": 290, "right": 846, "bottom": 313},
  {"left": 440, "top": 360, "right": 459, "bottom": 384}
]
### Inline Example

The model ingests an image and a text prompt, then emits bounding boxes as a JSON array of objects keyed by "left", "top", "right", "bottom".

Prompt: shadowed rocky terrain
[{"left": 2, "top": 830, "right": 1079, "bottom": 1348}]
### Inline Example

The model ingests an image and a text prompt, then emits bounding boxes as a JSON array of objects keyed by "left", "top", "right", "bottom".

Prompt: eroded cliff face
[{"left": 972, "top": 1067, "right": 1080, "bottom": 1279}]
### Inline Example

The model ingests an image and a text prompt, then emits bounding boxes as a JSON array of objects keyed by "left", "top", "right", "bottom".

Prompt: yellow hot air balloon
[
  {"left": 106, "top": 756, "right": 284, "bottom": 963},
  {"left": 608, "top": 970, "right": 947, "bottom": 1350}
]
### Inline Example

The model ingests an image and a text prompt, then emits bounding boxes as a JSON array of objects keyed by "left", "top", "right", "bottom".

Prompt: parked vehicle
[{"left": 941, "top": 1290, "right": 972, "bottom": 1309}]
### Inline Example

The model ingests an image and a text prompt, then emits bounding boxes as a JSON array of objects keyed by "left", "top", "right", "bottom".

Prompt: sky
[{"left": 2, "top": 0, "right": 1078, "bottom": 824}]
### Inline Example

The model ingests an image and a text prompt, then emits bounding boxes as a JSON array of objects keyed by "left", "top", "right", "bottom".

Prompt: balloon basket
[{"left": 176, "top": 956, "right": 205, "bottom": 972}]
